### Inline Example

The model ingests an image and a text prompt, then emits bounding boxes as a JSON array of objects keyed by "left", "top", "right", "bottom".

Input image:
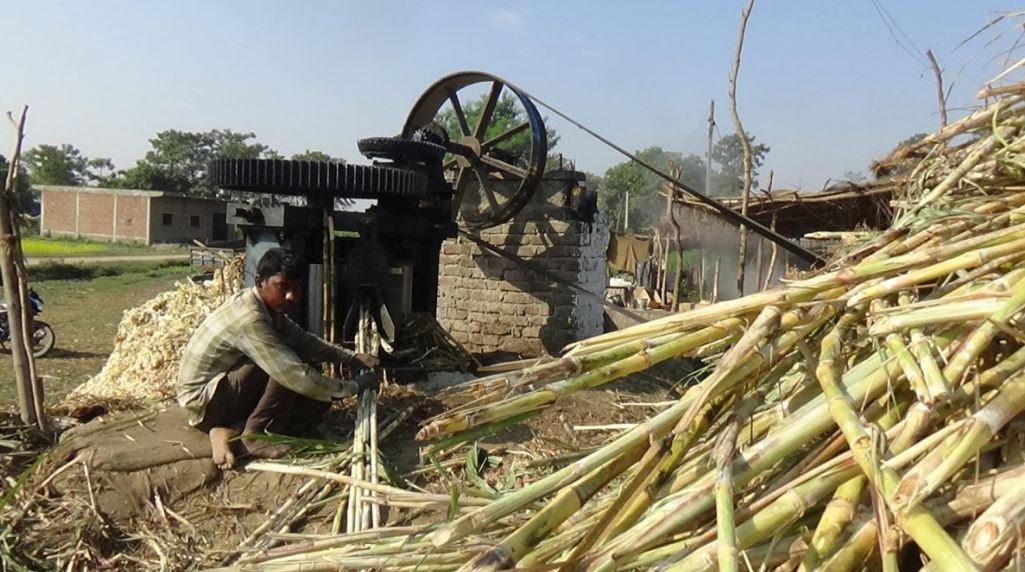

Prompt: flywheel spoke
[{"left": 474, "top": 81, "right": 504, "bottom": 140}]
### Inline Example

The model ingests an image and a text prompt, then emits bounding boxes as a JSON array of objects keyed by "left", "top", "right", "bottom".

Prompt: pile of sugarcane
[{"left": 233, "top": 80, "right": 1025, "bottom": 570}]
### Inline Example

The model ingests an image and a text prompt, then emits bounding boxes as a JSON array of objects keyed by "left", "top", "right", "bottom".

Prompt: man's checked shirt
[{"left": 177, "top": 286, "right": 358, "bottom": 425}]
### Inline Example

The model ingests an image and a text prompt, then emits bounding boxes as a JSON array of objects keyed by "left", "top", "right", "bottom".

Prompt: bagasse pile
[
  {"left": 66, "top": 258, "right": 243, "bottom": 406},
  {"left": 238, "top": 85, "right": 1025, "bottom": 569}
]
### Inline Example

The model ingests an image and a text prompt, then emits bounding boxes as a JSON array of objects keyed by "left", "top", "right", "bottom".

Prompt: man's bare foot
[
  {"left": 238, "top": 434, "right": 291, "bottom": 460},
  {"left": 209, "top": 426, "right": 239, "bottom": 470}
]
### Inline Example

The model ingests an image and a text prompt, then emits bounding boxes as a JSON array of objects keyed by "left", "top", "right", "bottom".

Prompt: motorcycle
[{"left": 0, "top": 289, "right": 56, "bottom": 358}]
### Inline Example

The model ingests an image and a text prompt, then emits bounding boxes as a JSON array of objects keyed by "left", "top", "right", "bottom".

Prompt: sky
[{"left": 2, "top": 1, "right": 1023, "bottom": 190}]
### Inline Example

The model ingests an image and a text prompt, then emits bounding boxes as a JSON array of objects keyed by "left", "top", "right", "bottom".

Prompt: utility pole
[{"left": 705, "top": 100, "right": 715, "bottom": 196}]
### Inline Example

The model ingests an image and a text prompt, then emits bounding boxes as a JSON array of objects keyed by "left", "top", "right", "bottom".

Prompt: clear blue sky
[{"left": 2, "top": 1, "right": 1022, "bottom": 189}]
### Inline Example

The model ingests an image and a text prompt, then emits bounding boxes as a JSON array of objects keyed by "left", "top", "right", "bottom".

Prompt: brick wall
[
  {"left": 40, "top": 191, "right": 77, "bottom": 234},
  {"left": 114, "top": 195, "right": 148, "bottom": 240},
  {"left": 437, "top": 172, "right": 608, "bottom": 356},
  {"left": 77, "top": 193, "right": 115, "bottom": 236}
]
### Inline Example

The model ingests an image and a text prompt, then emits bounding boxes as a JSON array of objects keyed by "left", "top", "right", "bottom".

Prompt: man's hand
[
  {"left": 350, "top": 353, "right": 380, "bottom": 370},
  {"left": 355, "top": 371, "right": 381, "bottom": 394}
]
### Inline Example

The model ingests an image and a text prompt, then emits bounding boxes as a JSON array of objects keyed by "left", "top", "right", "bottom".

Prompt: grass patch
[
  {"left": 0, "top": 263, "right": 195, "bottom": 405},
  {"left": 27, "top": 261, "right": 191, "bottom": 283},
  {"left": 21, "top": 236, "right": 184, "bottom": 258}
]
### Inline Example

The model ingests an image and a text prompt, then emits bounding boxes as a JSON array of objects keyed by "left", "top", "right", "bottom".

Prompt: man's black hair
[{"left": 256, "top": 248, "right": 303, "bottom": 283}]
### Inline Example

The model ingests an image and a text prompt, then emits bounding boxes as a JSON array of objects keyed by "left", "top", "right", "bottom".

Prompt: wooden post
[
  {"left": 926, "top": 49, "right": 949, "bottom": 129},
  {"left": 666, "top": 165, "right": 684, "bottom": 311},
  {"left": 712, "top": 257, "right": 721, "bottom": 304},
  {"left": 729, "top": 0, "right": 757, "bottom": 297},
  {"left": 698, "top": 254, "right": 706, "bottom": 302},
  {"left": 763, "top": 211, "right": 780, "bottom": 291},
  {"left": 2, "top": 107, "right": 44, "bottom": 430}
]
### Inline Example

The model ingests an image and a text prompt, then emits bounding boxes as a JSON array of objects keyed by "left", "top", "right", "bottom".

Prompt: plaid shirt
[{"left": 177, "top": 287, "right": 358, "bottom": 425}]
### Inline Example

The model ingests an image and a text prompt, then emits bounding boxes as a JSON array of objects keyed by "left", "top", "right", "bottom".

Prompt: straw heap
[
  {"left": 67, "top": 258, "right": 244, "bottom": 406},
  {"left": 234, "top": 75, "right": 1025, "bottom": 571}
]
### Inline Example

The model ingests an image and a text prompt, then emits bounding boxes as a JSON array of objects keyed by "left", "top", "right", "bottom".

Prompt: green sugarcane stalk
[
  {"left": 579, "top": 325, "right": 961, "bottom": 571},
  {"left": 787, "top": 221, "right": 1025, "bottom": 301},
  {"left": 817, "top": 513, "right": 879, "bottom": 572},
  {"left": 816, "top": 307, "right": 977, "bottom": 571},
  {"left": 418, "top": 318, "right": 746, "bottom": 441},
  {"left": 608, "top": 308, "right": 831, "bottom": 541},
  {"left": 563, "top": 291, "right": 786, "bottom": 353},
  {"left": 848, "top": 234, "right": 1025, "bottom": 306},
  {"left": 909, "top": 325, "right": 951, "bottom": 402},
  {"left": 712, "top": 406, "right": 743, "bottom": 572},
  {"left": 894, "top": 368, "right": 1025, "bottom": 511},
  {"left": 459, "top": 451, "right": 641, "bottom": 572},
  {"left": 907, "top": 126, "right": 1019, "bottom": 214},
  {"left": 663, "top": 404, "right": 906, "bottom": 572},
  {"left": 798, "top": 475, "right": 867, "bottom": 571},
  {"left": 883, "top": 329, "right": 930, "bottom": 403},
  {"left": 943, "top": 268, "right": 1025, "bottom": 386},
  {"left": 870, "top": 298, "right": 1007, "bottom": 336}
]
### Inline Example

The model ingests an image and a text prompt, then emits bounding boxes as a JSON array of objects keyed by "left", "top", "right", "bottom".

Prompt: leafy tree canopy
[
  {"left": 708, "top": 133, "right": 770, "bottom": 197},
  {"left": 291, "top": 150, "right": 344, "bottom": 163},
  {"left": 0, "top": 154, "right": 36, "bottom": 214},
  {"left": 107, "top": 129, "right": 278, "bottom": 196},
  {"left": 22, "top": 143, "right": 111, "bottom": 186},
  {"left": 597, "top": 147, "right": 706, "bottom": 232},
  {"left": 437, "top": 92, "right": 559, "bottom": 169}
]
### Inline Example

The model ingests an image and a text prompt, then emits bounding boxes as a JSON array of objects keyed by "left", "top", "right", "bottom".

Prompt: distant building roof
[{"left": 34, "top": 185, "right": 225, "bottom": 202}]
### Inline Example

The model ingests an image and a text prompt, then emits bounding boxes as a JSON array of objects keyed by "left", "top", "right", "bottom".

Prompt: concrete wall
[
  {"left": 437, "top": 172, "right": 608, "bottom": 356},
  {"left": 148, "top": 196, "right": 228, "bottom": 244}
]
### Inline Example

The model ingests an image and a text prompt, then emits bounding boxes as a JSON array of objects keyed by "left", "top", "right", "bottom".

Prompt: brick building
[{"left": 37, "top": 185, "right": 231, "bottom": 245}]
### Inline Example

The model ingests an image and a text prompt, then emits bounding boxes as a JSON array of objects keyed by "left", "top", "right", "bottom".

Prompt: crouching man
[{"left": 177, "top": 247, "right": 379, "bottom": 469}]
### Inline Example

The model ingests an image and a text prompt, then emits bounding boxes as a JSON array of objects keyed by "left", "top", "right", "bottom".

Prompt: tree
[
  {"left": 108, "top": 129, "right": 278, "bottom": 196},
  {"left": 23, "top": 144, "right": 90, "bottom": 186},
  {"left": 86, "top": 157, "right": 115, "bottom": 182},
  {"left": 291, "top": 150, "right": 343, "bottom": 163},
  {"left": 0, "top": 155, "right": 36, "bottom": 215},
  {"left": 709, "top": 133, "right": 770, "bottom": 197},
  {"left": 597, "top": 147, "right": 706, "bottom": 232},
  {"left": 437, "top": 92, "right": 559, "bottom": 168}
]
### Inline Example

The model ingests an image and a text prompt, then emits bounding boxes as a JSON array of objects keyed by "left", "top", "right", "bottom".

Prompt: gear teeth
[{"left": 207, "top": 158, "right": 429, "bottom": 198}]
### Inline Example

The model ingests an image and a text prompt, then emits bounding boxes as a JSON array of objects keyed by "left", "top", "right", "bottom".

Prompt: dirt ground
[
  {"left": 0, "top": 359, "right": 695, "bottom": 570},
  {"left": 0, "top": 266, "right": 192, "bottom": 407}
]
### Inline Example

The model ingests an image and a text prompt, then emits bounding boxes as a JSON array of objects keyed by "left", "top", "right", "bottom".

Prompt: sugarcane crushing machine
[{"left": 208, "top": 72, "right": 548, "bottom": 354}]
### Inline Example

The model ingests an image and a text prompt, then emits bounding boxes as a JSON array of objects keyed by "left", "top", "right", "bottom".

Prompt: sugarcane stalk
[
  {"left": 943, "top": 268, "right": 1025, "bottom": 386},
  {"left": 797, "top": 475, "right": 867, "bottom": 571},
  {"left": 962, "top": 485, "right": 1025, "bottom": 569},
  {"left": 459, "top": 451, "right": 641, "bottom": 571},
  {"left": 894, "top": 368, "right": 1025, "bottom": 510},
  {"left": 816, "top": 306, "right": 977, "bottom": 570},
  {"left": 419, "top": 318, "right": 747, "bottom": 441}
]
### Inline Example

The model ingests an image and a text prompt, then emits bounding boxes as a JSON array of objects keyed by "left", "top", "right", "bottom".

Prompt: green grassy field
[
  {"left": 0, "top": 262, "right": 194, "bottom": 407},
  {"left": 21, "top": 236, "right": 185, "bottom": 258}
]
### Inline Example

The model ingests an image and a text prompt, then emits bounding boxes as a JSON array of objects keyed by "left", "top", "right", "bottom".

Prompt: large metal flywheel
[{"left": 402, "top": 71, "right": 548, "bottom": 229}]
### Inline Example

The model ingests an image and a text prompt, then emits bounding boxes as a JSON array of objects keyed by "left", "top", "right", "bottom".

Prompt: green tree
[
  {"left": 87, "top": 157, "right": 116, "bottom": 182},
  {"left": 598, "top": 147, "right": 706, "bottom": 232},
  {"left": 23, "top": 144, "right": 90, "bottom": 185},
  {"left": 709, "top": 133, "right": 770, "bottom": 197},
  {"left": 109, "top": 129, "right": 278, "bottom": 196},
  {"left": 0, "top": 155, "right": 36, "bottom": 214},
  {"left": 437, "top": 92, "right": 559, "bottom": 168},
  {"left": 291, "top": 150, "right": 343, "bottom": 163}
]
